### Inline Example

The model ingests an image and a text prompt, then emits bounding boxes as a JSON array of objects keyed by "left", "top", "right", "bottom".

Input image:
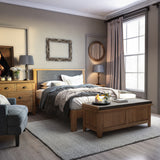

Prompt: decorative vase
[{"left": 13, "top": 71, "right": 20, "bottom": 80}]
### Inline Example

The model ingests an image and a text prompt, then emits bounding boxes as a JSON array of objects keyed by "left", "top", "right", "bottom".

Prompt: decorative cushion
[
  {"left": 41, "top": 86, "right": 49, "bottom": 89},
  {"left": 41, "top": 80, "right": 66, "bottom": 87},
  {"left": 0, "top": 94, "right": 10, "bottom": 105},
  {"left": 61, "top": 74, "right": 83, "bottom": 85},
  {"left": 51, "top": 81, "right": 67, "bottom": 86}
]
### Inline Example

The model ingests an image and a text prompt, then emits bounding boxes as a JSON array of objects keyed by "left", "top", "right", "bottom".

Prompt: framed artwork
[
  {"left": 0, "top": 46, "right": 14, "bottom": 76},
  {"left": 46, "top": 38, "right": 72, "bottom": 61}
]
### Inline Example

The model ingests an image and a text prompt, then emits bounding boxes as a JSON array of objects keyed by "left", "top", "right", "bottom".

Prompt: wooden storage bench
[{"left": 82, "top": 98, "right": 152, "bottom": 138}]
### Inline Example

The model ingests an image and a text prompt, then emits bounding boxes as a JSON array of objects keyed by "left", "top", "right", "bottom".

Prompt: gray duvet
[{"left": 40, "top": 84, "right": 117, "bottom": 116}]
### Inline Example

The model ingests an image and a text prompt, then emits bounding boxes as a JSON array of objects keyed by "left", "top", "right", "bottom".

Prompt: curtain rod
[
  {"left": 104, "top": 2, "right": 159, "bottom": 23},
  {"left": 154, "top": 2, "right": 160, "bottom": 7}
]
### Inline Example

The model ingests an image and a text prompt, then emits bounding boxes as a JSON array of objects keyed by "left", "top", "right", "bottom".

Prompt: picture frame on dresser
[{"left": 0, "top": 46, "right": 14, "bottom": 77}]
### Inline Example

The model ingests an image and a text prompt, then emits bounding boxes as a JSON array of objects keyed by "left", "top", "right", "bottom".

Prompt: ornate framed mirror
[{"left": 88, "top": 41, "right": 105, "bottom": 61}]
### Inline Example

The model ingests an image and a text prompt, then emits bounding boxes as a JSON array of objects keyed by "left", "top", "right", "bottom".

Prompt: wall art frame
[{"left": 46, "top": 38, "right": 72, "bottom": 61}]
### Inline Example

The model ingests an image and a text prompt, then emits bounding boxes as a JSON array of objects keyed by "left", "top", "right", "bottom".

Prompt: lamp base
[{"left": 97, "top": 73, "right": 100, "bottom": 85}]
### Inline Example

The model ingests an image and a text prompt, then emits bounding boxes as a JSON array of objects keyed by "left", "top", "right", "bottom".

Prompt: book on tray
[{"left": 113, "top": 99, "right": 128, "bottom": 103}]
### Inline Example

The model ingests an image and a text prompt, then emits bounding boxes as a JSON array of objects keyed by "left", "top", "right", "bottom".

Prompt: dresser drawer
[
  {"left": 16, "top": 83, "right": 32, "bottom": 91},
  {"left": 0, "top": 84, "right": 15, "bottom": 92},
  {"left": 9, "top": 92, "right": 32, "bottom": 101},
  {"left": 0, "top": 92, "right": 8, "bottom": 97},
  {"left": 9, "top": 92, "right": 33, "bottom": 112}
]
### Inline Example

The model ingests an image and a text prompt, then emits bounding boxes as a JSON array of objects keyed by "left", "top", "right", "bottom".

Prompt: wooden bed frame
[{"left": 33, "top": 69, "right": 85, "bottom": 132}]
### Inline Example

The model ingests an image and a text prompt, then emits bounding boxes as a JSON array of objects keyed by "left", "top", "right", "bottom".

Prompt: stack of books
[{"left": 113, "top": 99, "right": 128, "bottom": 103}]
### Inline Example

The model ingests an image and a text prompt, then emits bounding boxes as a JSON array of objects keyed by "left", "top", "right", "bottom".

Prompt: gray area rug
[{"left": 27, "top": 116, "right": 160, "bottom": 160}]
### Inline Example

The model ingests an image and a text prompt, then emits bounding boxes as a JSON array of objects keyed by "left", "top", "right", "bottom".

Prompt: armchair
[{"left": 0, "top": 98, "right": 28, "bottom": 146}]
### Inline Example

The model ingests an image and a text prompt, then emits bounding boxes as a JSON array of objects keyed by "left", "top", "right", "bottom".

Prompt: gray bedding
[{"left": 40, "top": 84, "right": 117, "bottom": 116}]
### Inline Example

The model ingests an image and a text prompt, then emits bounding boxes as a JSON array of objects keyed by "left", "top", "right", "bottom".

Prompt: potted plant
[{"left": 10, "top": 67, "right": 21, "bottom": 80}]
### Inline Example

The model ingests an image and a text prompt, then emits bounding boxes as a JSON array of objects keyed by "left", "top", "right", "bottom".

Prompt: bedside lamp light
[
  {"left": 93, "top": 64, "right": 104, "bottom": 85},
  {"left": 19, "top": 55, "right": 34, "bottom": 80}
]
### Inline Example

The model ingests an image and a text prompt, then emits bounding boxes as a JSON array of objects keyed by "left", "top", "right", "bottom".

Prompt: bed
[
  {"left": 33, "top": 69, "right": 136, "bottom": 132},
  {"left": 33, "top": 69, "right": 88, "bottom": 131}
]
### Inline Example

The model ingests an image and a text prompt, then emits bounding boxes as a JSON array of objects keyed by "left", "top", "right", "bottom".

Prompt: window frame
[{"left": 123, "top": 10, "right": 148, "bottom": 98}]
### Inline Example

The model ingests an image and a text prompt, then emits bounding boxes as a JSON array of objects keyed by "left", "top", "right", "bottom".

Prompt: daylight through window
[{"left": 123, "top": 15, "right": 145, "bottom": 92}]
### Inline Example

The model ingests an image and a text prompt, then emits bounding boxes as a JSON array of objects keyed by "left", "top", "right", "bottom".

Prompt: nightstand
[{"left": 0, "top": 80, "right": 35, "bottom": 114}]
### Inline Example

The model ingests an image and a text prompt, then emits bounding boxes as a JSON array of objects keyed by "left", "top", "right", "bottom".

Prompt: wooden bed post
[
  {"left": 70, "top": 110, "right": 78, "bottom": 132},
  {"left": 70, "top": 109, "right": 83, "bottom": 132}
]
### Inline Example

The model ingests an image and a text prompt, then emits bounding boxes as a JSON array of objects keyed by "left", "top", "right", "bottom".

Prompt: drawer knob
[
  {"left": 22, "top": 86, "right": 26, "bottom": 89},
  {"left": 18, "top": 96, "right": 22, "bottom": 99},
  {"left": 4, "top": 87, "right": 8, "bottom": 90}
]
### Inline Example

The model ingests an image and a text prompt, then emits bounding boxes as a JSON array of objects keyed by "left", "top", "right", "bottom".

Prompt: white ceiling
[{"left": 0, "top": 0, "right": 159, "bottom": 20}]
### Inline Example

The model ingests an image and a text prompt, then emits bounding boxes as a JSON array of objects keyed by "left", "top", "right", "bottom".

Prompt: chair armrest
[
  {"left": 0, "top": 105, "right": 8, "bottom": 116},
  {"left": 8, "top": 98, "right": 16, "bottom": 105}
]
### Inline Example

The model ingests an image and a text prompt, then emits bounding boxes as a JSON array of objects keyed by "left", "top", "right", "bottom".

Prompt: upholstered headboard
[{"left": 33, "top": 69, "right": 85, "bottom": 90}]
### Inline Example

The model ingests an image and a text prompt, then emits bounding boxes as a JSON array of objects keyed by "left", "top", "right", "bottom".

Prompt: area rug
[{"left": 27, "top": 116, "right": 160, "bottom": 160}]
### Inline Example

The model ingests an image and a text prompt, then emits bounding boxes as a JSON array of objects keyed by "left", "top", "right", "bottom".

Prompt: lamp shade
[
  {"left": 19, "top": 55, "right": 34, "bottom": 65},
  {"left": 93, "top": 64, "right": 104, "bottom": 73}
]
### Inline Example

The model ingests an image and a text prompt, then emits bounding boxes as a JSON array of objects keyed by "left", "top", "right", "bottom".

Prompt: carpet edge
[{"left": 26, "top": 128, "right": 63, "bottom": 160}]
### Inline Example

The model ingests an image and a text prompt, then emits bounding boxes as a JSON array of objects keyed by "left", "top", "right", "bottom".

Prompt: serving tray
[{"left": 92, "top": 101, "right": 110, "bottom": 105}]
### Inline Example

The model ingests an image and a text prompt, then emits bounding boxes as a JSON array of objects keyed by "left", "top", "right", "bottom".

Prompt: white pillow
[
  {"left": 61, "top": 74, "right": 83, "bottom": 85},
  {"left": 0, "top": 94, "right": 10, "bottom": 105},
  {"left": 51, "top": 81, "right": 67, "bottom": 86},
  {"left": 41, "top": 80, "right": 65, "bottom": 87}
]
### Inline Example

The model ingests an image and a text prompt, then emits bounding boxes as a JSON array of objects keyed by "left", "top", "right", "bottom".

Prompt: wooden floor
[{"left": 0, "top": 113, "right": 160, "bottom": 160}]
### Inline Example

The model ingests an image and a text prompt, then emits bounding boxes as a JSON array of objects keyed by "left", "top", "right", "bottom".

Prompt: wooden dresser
[{"left": 0, "top": 80, "right": 35, "bottom": 114}]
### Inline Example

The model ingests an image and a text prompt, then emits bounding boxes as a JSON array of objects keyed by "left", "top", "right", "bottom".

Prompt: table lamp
[
  {"left": 93, "top": 64, "right": 104, "bottom": 85},
  {"left": 19, "top": 55, "right": 34, "bottom": 80}
]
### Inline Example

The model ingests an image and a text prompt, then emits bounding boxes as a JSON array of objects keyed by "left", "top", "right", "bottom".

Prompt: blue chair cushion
[{"left": 7, "top": 105, "right": 28, "bottom": 127}]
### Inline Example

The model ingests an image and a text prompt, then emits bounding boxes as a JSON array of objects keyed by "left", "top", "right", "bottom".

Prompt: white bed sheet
[{"left": 36, "top": 88, "right": 136, "bottom": 110}]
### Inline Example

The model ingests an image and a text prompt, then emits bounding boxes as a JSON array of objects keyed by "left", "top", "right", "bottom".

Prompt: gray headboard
[{"left": 33, "top": 69, "right": 85, "bottom": 89}]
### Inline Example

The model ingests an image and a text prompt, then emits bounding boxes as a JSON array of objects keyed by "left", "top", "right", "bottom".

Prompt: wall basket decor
[
  {"left": 88, "top": 41, "right": 105, "bottom": 61},
  {"left": 46, "top": 38, "right": 72, "bottom": 61}
]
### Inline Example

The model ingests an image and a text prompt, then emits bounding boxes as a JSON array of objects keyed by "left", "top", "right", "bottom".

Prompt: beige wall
[
  {"left": 147, "top": 5, "right": 158, "bottom": 113},
  {"left": 0, "top": 3, "right": 106, "bottom": 80}
]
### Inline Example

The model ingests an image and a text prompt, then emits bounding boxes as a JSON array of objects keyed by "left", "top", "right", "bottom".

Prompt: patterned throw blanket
[{"left": 40, "top": 84, "right": 117, "bottom": 116}]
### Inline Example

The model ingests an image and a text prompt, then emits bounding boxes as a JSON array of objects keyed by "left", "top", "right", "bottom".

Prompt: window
[{"left": 123, "top": 15, "right": 146, "bottom": 94}]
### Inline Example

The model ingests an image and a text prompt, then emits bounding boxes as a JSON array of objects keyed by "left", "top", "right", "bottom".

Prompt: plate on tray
[{"left": 92, "top": 101, "right": 110, "bottom": 105}]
